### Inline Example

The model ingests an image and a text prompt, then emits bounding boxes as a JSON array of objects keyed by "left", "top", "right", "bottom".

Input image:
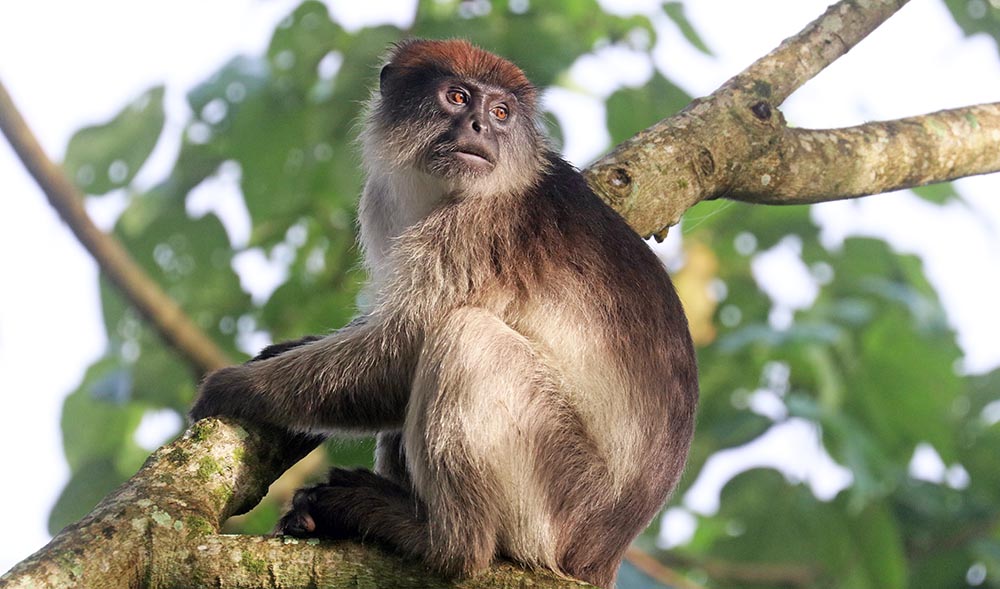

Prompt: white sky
[{"left": 1, "top": 0, "right": 999, "bottom": 573}]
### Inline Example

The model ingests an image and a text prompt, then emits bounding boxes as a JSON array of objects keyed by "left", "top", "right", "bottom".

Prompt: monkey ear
[{"left": 379, "top": 65, "right": 396, "bottom": 98}]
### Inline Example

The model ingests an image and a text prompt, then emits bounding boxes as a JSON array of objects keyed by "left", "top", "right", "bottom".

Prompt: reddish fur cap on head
[{"left": 383, "top": 39, "right": 537, "bottom": 108}]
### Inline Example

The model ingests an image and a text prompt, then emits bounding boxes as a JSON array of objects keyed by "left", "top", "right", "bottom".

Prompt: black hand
[{"left": 189, "top": 364, "right": 258, "bottom": 422}]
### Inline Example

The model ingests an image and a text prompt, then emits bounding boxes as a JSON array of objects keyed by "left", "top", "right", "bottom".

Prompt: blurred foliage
[
  {"left": 48, "top": 1, "right": 1000, "bottom": 588},
  {"left": 946, "top": 0, "right": 1000, "bottom": 54}
]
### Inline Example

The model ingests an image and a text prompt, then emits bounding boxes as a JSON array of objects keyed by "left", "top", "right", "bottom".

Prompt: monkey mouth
[
  {"left": 451, "top": 148, "right": 495, "bottom": 169},
  {"left": 425, "top": 143, "right": 497, "bottom": 177}
]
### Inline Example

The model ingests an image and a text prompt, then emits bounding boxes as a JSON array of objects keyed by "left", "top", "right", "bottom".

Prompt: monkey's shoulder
[
  {"left": 534, "top": 154, "right": 638, "bottom": 234},
  {"left": 531, "top": 153, "right": 661, "bottom": 264}
]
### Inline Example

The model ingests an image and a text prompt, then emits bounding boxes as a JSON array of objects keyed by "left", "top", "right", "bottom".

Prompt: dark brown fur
[{"left": 191, "top": 39, "right": 698, "bottom": 588}]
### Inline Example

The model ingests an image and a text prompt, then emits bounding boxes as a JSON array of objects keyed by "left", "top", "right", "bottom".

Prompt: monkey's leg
[
  {"left": 374, "top": 430, "right": 411, "bottom": 487},
  {"left": 279, "top": 307, "right": 571, "bottom": 578},
  {"left": 402, "top": 306, "right": 567, "bottom": 577}
]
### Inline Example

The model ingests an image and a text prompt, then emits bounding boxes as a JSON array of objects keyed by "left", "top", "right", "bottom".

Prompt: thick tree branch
[
  {"left": 0, "top": 419, "right": 590, "bottom": 589},
  {"left": 729, "top": 102, "right": 1000, "bottom": 204},
  {"left": 160, "top": 536, "right": 589, "bottom": 589},
  {"left": 585, "top": 0, "right": 999, "bottom": 240},
  {"left": 0, "top": 80, "right": 231, "bottom": 375},
  {"left": 0, "top": 419, "right": 317, "bottom": 588}
]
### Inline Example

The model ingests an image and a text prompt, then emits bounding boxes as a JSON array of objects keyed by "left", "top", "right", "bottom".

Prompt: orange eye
[
  {"left": 447, "top": 90, "right": 467, "bottom": 105},
  {"left": 491, "top": 105, "right": 509, "bottom": 121}
]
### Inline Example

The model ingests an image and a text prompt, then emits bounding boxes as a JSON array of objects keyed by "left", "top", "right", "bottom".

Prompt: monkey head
[{"left": 362, "top": 39, "right": 547, "bottom": 197}]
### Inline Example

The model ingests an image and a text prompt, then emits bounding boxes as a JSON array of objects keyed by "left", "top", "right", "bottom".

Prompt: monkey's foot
[
  {"left": 274, "top": 508, "right": 316, "bottom": 536},
  {"left": 275, "top": 470, "right": 412, "bottom": 539},
  {"left": 274, "top": 482, "right": 363, "bottom": 539},
  {"left": 274, "top": 484, "right": 323, "bottom": 536}
]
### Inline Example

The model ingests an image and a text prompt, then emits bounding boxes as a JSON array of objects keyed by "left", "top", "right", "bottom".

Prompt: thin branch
[
  {"left": 659, "top": 552, "right": 819, "bottom": 588},
  {"left": 909, "top": 513, "right": 1000, "bottom": 560},
  {"left": 623, "top": 547, "right": 704, "bottom": 589},
  {"left": 727, "top": 0, "right": 910, "bottom": 103},
  {"left": 728, "top": 102, "right": 1000, "bottom": 204},
  {"left": 0, "top": 80, "right": 231, "bottom": 375}
]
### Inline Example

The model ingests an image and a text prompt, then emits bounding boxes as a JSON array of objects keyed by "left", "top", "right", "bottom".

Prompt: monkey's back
[
  {"left": 501, "top": 153, "right": 699, "bottom": 577},
  {"left": 394, "top": 151, "right": 699, "bottom": 472},
  {"left": 513, "top": 151, "right": 698, "bottom": 471}
]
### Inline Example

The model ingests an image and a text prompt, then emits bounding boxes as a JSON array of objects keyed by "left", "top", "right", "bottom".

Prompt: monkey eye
[
  {"left": 446, "top": 89, "right": 468, "bottom": 106},
  {"left": 491, "top": 105, "right": 509, "bottom": 121}
]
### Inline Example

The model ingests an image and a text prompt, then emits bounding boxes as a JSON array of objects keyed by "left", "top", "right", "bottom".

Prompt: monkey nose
[{"left": 470, "top": 118, "right": 484, "bottom": 133}]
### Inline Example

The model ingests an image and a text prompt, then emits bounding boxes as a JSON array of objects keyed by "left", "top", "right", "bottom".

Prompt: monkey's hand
[
  {"left": 189, "top": 364, "right": 263, "bottom": 423},
  {"left": 189, "top": 335, "right": 323, "bottom": 423}
]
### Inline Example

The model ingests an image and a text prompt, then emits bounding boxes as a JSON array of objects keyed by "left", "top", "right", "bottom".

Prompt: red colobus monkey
[{"left": 191, "top": 38, "right": 698, "bottom": 588}]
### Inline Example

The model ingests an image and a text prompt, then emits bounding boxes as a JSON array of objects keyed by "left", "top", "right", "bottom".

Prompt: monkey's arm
[{"left": 190, "top": 313, "right": 417, "bottom": 433}]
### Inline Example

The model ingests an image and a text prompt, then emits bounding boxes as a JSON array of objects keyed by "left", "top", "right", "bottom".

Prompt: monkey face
[
  {"left": 422, "top": 80, "right": 513, "bottom": 178},
  {"left": 365, "top": 39, "right": 546, "bottom": 198}
]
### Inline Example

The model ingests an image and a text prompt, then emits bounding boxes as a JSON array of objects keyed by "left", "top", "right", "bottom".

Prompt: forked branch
[{"left": 586, "top": 0, "right": 999, "bottom": 239}]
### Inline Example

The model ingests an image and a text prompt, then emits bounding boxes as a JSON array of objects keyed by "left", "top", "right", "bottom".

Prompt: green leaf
[
  {"left": 326, "top": 437, "right": 377, "bottom": 468},
  {"left": 716, "top": 320, "right": 842, "bottom": 354},
  {"left": 683, "top": 470, "right": 910, "bottom": 587},
  {"left": 943, "top": 0, "right": 1000, "bottom": 57},
  {"left": 61, "top": 359, "right": 146, "bottom": 472},
  {"left": 187, "top": 55, "right": 270, "bottom": 124},
  {"left": 847, "top": 292, "right": 961, "bottom": 463},
  {"left": 910, "top": 549, "right": 976, "bottom": 589},
  {"left": 848, "top": 502, "right": 907, "bottom": 589},
  {"left": 696, "top": 469, "right": 852, "bottom": 570},
  {"left": 413, "top": 0, "right": 656, "bottom": 88},
  {"left": 48, "top": 458, "right": 122, "bottom": 535},
  {"left": 266, "top": 1, "right": 344, "bottom": 90},
  {"left": 663, "top": 3, "right": 712, "bottom": 55},
  {"left": 606, "top": 73, "right": 691, "bottom": 146},
  {"left": 910, "top": 182, "right": 960, "bottom": 205},
  {"left": 64, "top": 86, "right": 165, "bottom": 195}
]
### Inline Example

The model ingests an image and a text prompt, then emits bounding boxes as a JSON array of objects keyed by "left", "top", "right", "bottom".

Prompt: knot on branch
[
  {"left": 588, "top": 163, "right": 633, "bottom": 208},
  {"left": 610, "top": 167, "right": 632, "bottom": 189},
  {"left": 750, "top": 101, "right": 772, "bottom": 121},
  {"left": 695, "top": 147, "right": 716, "bottom": 178}
]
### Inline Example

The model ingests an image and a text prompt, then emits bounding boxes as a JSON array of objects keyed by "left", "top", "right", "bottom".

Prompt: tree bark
[
  {"left": 0, "top": 423, "right": 587, "bottom": 588},
  {"left": 2, "top": 0, "right": 999, "bottom": 586}
]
